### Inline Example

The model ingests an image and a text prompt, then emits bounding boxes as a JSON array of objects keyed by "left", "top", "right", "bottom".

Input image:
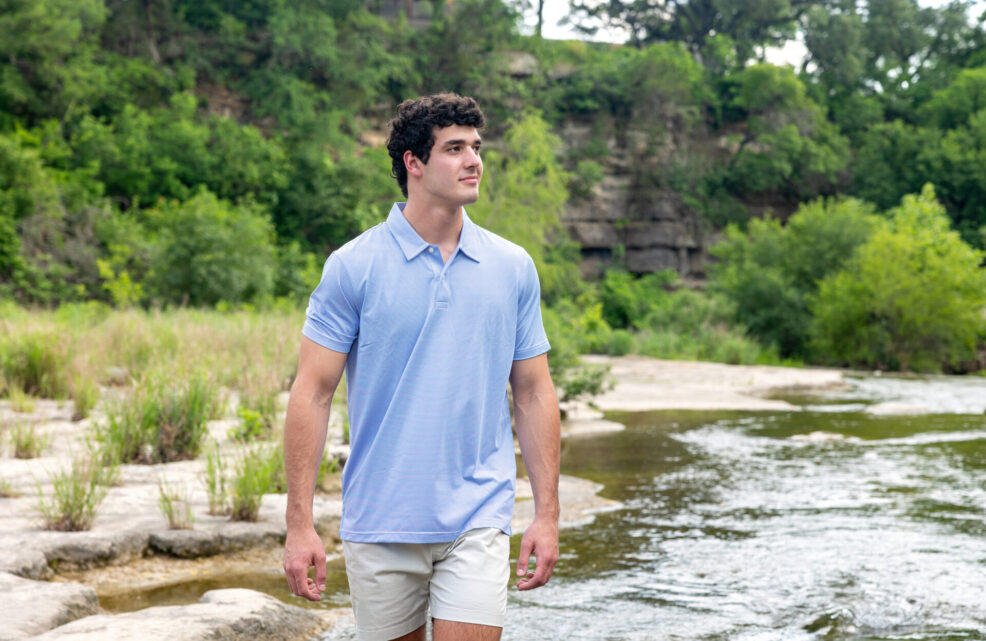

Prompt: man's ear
[{"left": 403, "top": 150, "right": 424, "bottom": 179}]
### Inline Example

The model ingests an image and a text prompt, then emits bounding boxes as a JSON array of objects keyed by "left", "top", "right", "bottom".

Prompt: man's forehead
[{"left": 432, "top": 125, "right": 481, "bottom": 145}]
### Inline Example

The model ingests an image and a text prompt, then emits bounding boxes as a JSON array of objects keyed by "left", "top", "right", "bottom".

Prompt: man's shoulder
[
  {"left": 469, "top": 222, "right": 534, "bottom": 267},
  {"left": 328, "top": 222, "right": 391, "bottom": 267}
]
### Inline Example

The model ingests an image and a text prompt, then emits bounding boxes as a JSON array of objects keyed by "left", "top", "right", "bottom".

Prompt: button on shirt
[{"left": 303, "top": 203, "right": 551, "bottom": 543}]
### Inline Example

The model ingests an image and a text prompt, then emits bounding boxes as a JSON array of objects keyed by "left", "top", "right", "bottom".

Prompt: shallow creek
[{"left": 94, "top": 375, "right": 986, "bottom": 640}]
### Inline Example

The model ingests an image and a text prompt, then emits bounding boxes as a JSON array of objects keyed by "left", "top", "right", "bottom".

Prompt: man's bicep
[
  {"left": 509, "top": 353, "right": 553, "bottom": 396},
  {"left": 295, "top": 336, "right": 348, "bottom": 399}
]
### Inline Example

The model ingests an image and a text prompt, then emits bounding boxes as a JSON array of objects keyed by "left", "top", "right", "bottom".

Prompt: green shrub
[
  {"left": 607, "top": 330, "right": 636, "bottom": 356},
  {"left": 98, "top": 376, "right": 221, "bottom": 464},
  {"left": 810, "top": 186, "right": 986, "bottom": 371},
  {"left": 142, "top": 190, "right": 278, "bottom": 307},
  {"left": 710, "top": 197, "right": 879, "bottom": 357},
  {"left": 36, "top": 457, "right": 115, "bottom": 532}
]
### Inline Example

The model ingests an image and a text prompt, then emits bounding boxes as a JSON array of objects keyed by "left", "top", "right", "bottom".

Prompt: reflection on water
[{"left": 505, "top": 410, "right": 986, "bottom": 641}]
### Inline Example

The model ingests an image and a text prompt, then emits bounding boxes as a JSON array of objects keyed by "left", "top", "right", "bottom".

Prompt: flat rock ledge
[
  {"left": 29, "top": 588, "right": 329, "bottom": 641},
  {"left": 0, "top": 572, "right": 99, "bottom": 641},
  {"left": 513, "top": 474, "right": 621, "bottom": 532}
]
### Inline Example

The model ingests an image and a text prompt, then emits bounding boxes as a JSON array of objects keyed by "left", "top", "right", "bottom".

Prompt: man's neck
[{"left": 401, "top": 199, "right": 464, "bottom": 250}]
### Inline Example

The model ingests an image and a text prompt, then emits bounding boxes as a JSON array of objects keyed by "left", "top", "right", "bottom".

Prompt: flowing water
[{"left": 102, "top": 375, "right": 986, "bottom": 640}]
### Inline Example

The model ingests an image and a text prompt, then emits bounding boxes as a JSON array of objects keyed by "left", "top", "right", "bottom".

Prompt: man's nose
[{"left": 465, "top": 147, "right": 481, "bottom": 167}]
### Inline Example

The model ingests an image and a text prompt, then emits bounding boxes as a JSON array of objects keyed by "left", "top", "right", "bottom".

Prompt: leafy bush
[
  {"left": 710, "top": 197, "right": 880, "bottom": 357},
  {"left": 811, "top": 186, "right": 986, "bottom": 371},
  {"left": 142, "top": 190, "right": 278, "bottom": 307}
]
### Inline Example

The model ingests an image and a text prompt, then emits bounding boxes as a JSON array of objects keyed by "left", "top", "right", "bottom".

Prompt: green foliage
[
  {"left": 597, "top": 269, "right": 676, "bottom": 329},
  {"left": 723, "top": 64, "right": 849, "bottom": 199},
  {"left": 70, "top": 93, "right": 289, "bottom": 208},
  {"left": 710, "top": 197, "right": 880, "bottom": 357},
  {"left": 468, "top": 112, "right": 582, "bottom": 302},
  {"left": 541, "top": 301, "right": 613, "bottom": 405},
  {"left": 141, "top": 191, "right": 277, "bottom": 307},
  {"left": 810, "top": 186, "right": 986, "bottom": 371},
  {"left": 98, "top": 376, "right": 222, "bottom": 464},
  {"left": 36, "top": 456, "right": 114, "bottom": 532},
  {"left": 0, "top": 0, "right": 107, "bottom": 124}
]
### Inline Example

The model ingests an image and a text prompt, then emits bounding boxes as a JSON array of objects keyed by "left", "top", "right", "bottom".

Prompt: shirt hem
[
  {"left": 301, "top": 324, "right": 353, "bottom": 354},
  {"left": 340, "top": 519, "right": 512, "bottom": 544},
  {"left": 513, "top": 340, "right": 551, "bottom": 361}
]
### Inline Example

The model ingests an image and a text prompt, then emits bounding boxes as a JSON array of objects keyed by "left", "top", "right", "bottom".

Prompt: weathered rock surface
[
  {"left": 865, "top": 402, "right": 930, "bottom": 416},
  {"left": 512, "top": 474, "right": 621, "bottom": 533},
  {"left": 0, "top": 572, "right": 98, "bottom": 640},
  {"left": 30, "top": 589, "right": 327, "bottom": 641}
]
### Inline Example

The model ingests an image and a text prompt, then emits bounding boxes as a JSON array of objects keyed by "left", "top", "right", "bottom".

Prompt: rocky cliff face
[{"left": 559, "top": 119, "right": 710, "bottom": 279}]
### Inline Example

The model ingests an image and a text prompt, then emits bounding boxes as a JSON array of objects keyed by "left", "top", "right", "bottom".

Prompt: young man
[{"left": 283, "top": 93, "right": 561, "bottom": 641}]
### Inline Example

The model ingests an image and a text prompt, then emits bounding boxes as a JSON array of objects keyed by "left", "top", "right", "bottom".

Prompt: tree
[
  {"left": 466, "top": 112, "right": 582, "bottom": 302},
  {"left": 710, "top": 197, "right": 878, "bottom": 357},
  {"left": 142, "top": 190, "right": 278, "bottom": 306},
  {"left": 567, "top": 0, "right": 822, "bottom": 63},
  {"left": 810, "top": 185, "right": 986, "bottom": 371}
]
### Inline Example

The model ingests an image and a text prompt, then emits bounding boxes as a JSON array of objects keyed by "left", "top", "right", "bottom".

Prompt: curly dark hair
[{"left": 386, "top": 93, "right": 486, "bottom": 197}]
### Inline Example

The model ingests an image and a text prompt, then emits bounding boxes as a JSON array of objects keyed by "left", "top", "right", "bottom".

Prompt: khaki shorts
[{"left": 342, "top": 527, "right": 510, "bottom": 641}]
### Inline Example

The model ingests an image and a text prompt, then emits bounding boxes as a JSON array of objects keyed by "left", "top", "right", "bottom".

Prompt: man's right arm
[{"left": 283, "top": 336, "right": 348, "bottom": 602}]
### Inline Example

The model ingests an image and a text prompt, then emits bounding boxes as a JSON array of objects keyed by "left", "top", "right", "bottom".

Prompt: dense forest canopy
[{"left": 1, "top": 0, "right": 985, "bottom": 373}]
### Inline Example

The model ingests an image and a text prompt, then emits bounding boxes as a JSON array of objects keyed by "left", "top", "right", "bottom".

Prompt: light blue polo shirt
[{"left": 303, "top": 203, "right": 550, "bottom": 543}]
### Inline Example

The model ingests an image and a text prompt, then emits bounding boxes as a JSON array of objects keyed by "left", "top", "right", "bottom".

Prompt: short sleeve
[
  {"left": 513, "top": 254, "right": 551, "bottom": 361},
  {"left": 303, "top": 253, "right": 359, "bottom": 353}
]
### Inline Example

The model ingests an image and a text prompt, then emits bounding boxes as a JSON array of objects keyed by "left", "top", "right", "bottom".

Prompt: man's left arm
[{"left": 509, "top": 353, "right": 560, "bottom": 591}]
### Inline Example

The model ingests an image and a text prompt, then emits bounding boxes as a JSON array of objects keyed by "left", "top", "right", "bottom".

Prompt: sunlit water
[{"left": 103, "top": 375, "right": 986, "bottom": 640}]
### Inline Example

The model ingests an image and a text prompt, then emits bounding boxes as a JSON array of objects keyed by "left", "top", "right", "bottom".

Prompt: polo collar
[{"left": 386, "top": 203, "right": 483, "bottom": 263}]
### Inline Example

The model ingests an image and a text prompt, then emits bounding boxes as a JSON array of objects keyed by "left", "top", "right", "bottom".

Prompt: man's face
[{"left": 414, "top": 125, "right": 483, "bottom": 208}]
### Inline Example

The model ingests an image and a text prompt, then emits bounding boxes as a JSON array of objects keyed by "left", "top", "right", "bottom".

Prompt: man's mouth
[{"left": 460, "top": 176, "right": 479, "bottom": 184}]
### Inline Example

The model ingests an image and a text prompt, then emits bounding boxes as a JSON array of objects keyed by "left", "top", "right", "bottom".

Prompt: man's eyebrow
[{"left": 441, "top": 138, "right": 482, "bottom": 147}]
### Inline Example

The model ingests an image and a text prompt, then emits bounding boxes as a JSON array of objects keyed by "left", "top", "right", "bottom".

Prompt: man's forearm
[
  {"left": 283, "top": 382, "right": 333, "bottom": 530},
  {"left": 513, "top": 382, "right": 561, "bottom": 520}
]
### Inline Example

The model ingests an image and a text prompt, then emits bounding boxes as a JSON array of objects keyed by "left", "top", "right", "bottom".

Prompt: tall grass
[
  {"left": 8, "top": 421, "right": 50, "bottom": 458},
  {"left": 98, "top": 376, "right": 223, "bottom": 464},
  {"left": 158, "top": 478, "right": 195, "bottom": 529},
  {"left": 0, "top": 330, "right": 71, "bottom": 398},
  {"left": 202, "top": 443, "right": 231, "bottom": 516},
  {"left": 229, "top": 442, "right": 287, "bottom": 522},
  {"left": 37, "top": 457, "right": 116, "bottom": 531}
]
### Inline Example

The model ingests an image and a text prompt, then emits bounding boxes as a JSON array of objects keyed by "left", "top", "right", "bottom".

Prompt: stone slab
[{"left": 0, "top": 572, "right": 98, "bottom": 640}]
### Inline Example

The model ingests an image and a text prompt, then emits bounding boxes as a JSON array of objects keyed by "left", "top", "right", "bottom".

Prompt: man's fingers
[
  {"left": 516, "top": 537, "right": 533, "bottom": 576},
  {"left": 315, "top": 555, "right": 327, "bottom": 592}
]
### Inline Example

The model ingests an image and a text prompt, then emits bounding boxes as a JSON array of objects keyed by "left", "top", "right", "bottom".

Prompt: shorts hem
[
  {"left": 429, "top": 604, "right": 505, "bottom": 629},
  {"left": 356, "top": 612, "right": 427, "bottom": 641}
]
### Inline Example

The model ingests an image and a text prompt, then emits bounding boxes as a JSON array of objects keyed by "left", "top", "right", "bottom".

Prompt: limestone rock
[
  {"left": 39, "top": 529, "right": 148, "bottom": 570},
  {"left": 149, "top": 529, "right": 224, "bottom": 558},
  {"left": 0, "top": 572, "right": 98, "bottom": 640},
  {"left": 627, "top": 247, "right": 679, "bottom": 272},
  {"left": 31, "top": 588, "right": 326, "bottom": 641},
  {"left": 506, "top": 51, "right": 538, "bottom": 77}
]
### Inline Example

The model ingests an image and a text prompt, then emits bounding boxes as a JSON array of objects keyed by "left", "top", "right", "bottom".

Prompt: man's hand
[
  {"left": 283, "top": 527, "right": 327, "bottom": 601},
  {"left": 515, "top": 515, "right": 559, "bottom": 590}
]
